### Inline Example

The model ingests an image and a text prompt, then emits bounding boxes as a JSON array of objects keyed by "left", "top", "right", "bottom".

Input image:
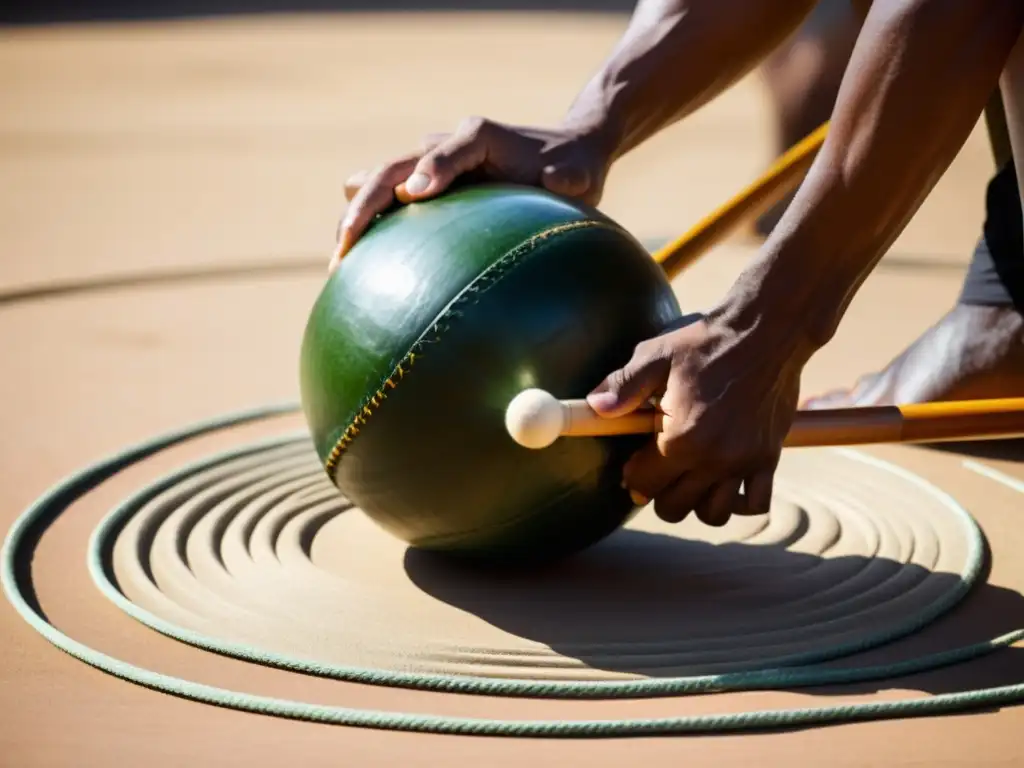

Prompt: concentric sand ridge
[
  {"left": 8, "top": 405, "right": 1024, "bottom": 737},
  {"left": 104, "top": 434, "right": 977, "bottom": 681}
]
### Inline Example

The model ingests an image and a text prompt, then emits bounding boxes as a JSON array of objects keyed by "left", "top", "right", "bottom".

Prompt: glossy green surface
[
  {"left": 299, "top": 183, "right": 681, "bottom": 562},
  {"left": 300, "top": 184, "right": 608, "bottom": 462}
]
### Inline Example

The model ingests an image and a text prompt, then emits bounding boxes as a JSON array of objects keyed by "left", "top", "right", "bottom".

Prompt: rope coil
[{"left": 3, "top": 403, "right": 1023, "bottom": 737}]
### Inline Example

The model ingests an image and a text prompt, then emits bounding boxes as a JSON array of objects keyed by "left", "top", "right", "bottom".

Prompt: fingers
[
  {"left": 693, "top": 478, "right": 744, "bottom": 527},
  {"left": 333, "top": 154, "right": 420, "bottom": 269},
  {"left": 623, "top": 438, "right": 694, "bottom": 508},
  {"left": 541, "top": 162, "right": 594, "bottom": 201},
  {"left": 341, "top": 132, "right": 449, "bottom": 205},
  {"left": 333, "top": 128, "right": 455, "bottom": 268},
  {"left": 333, "top": 117, "right": 602, "bottom": 269},
  {"left": 587, "top": 344, "right": 671, "bottom": 419},
  {"left": 742, "top": 463, "right": 776, "bottom": 515},
  {"left": 645, "top": 466, "right": 775, "bottom": 527},
  {"left": 335, "top": 118, "right": 501, "bottom": 270},
  {"left": 333, "top": 117, "right": 606, "bottom": 273},
  {"left": 396, "top": 117, "right": 496, "bottom": 204},
  {"left": 343, "top": 170, "right": 369, "bottom": 202},
  {"left": 652, "top": 471, "right": 714, "bottom": 523},
  {"left": 626, "top": 423, "right": 778, "bottom": 526}
]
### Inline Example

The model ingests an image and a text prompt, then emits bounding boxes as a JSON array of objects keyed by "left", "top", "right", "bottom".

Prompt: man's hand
[
  {"left": 331, "top": 118, "right": 614, "bottom": 271},
  {"left": 587, "top": 314, "right": 806, "bottom": 527},
  {"left": 329, "top": 0, "right": 827, "bottom": 272}
]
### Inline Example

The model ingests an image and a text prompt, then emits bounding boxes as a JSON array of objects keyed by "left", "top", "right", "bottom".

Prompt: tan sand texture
[
  {"left": 107, "top": 441, "right": 982, "bottom": 681},
  {"left": 2, "top": 11, "right": 1023, "bottom": 767}
]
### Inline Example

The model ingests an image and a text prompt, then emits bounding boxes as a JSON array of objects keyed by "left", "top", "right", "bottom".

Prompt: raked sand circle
[{"left": 101, "top": 432, "right": 981, "bottom": 683}]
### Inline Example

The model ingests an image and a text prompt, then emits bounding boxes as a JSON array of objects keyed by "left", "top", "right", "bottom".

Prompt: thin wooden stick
[
  {"left": 652, "top": 122, "right": 829, "bottom": 280},
  {"left": 785, "top": 399, "right": 1024, "bottom": 447},
  {"left": 504, "top": 389, "right": 1024, "bottom": 449}
]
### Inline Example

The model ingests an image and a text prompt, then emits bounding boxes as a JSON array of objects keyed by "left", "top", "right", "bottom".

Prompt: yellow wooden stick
[
  {"left": 505, "top": 389, "right": 1024, "bottom": 449},
  {"left": 652, "top": 121, "right": 830, "bottom": 280},
  {"left": 785, "top": 398, "right": 1024, "bottom": 447}
]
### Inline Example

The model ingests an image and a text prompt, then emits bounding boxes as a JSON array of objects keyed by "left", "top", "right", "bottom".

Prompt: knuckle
[
  {"left": 653, "top": 497, "right": 686, "bottom": 524},
  {"left": 360, "top": 165, "right": 394, "bottom": 193},
  {"left": 366, "top": 176, "right": 398, "bottom": 203},
  {"left": 378, "top": 160, "right": 409, "bottom": 180},
  {"left": 606, "top": 366, "right": 632, "bottom": 393},
  {"left": 697, "top": 505, "right": 728, "bottom": 527},
  {"left": 746, "top": 496, "right": 771, "bottom": 516},
  {"left": 420, "top": 151, "right": 452, "bottom": 177},
  {"left": 685, "top": 427, "right": 740, "bottom": 468},
  {"left": 655, "top": 430, "right": 687, "bottom": 460},
  {"left": 459, "top": 115, "right": 491, "bottom": 139},
  {"left": 633, "top": 336, "right": 667, "bottom": 362}
]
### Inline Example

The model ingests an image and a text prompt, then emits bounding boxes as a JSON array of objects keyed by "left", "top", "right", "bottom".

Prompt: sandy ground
[{"left": 1, "top": 12, "right": 1022, "bottom": 767}]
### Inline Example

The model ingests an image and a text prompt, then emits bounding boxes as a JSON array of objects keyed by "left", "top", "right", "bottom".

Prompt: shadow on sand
[
  {"left": 922, "top": 437, "right": 1024, "bottom": 464},
  {"left": 404, "top": 528, "right": 1024, "bottom": 703}
]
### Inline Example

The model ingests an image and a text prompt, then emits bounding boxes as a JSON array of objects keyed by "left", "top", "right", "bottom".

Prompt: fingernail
[
  {"left": 586, "top": 391, "right": 617, "bottom": 412},
  {"left": 328, "top": 237, "right": 348, "bottom": 273},
  {"left": 542, "top": 163, "right": 590, "bottom": 197},
  {"left": 404, "top": 173, "right": 430, "bottom": 195},
  {"left": 629, "top": 491, "right": 648, "bottom": 506}
]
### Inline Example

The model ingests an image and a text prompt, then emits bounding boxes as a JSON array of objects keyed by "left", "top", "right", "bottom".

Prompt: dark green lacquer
[{"left": 299, "top": 183, "right": 681, "bottom": 563}]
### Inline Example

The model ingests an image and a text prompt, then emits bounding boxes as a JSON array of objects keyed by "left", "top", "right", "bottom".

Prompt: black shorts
[{"left": 959, "top": 160, "right": 1024, "bottom": 309}]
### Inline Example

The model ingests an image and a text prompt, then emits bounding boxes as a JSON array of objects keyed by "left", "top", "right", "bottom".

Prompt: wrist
[
  {"left": 707, "top": 253, "right": 835, "bottom": 369},
  {"left": 560, "top": 78, "right": 629, "bottom": 165},
  {"left": 714, "top": 179, "right": 883, "bottom": 359}
]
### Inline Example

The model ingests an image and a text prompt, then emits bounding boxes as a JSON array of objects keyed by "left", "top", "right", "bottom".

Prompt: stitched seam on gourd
[{"left": 323, "top": 218, "right": 614, "bottom": 480}]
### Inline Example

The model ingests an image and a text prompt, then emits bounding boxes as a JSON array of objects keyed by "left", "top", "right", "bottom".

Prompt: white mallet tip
[{"left": 505, "top": 388, "right": 565, "bottom": 449}]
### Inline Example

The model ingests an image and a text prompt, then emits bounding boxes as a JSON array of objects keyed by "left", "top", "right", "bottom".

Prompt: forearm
[
  {"left": 562, "top": 0, "right": 818, "bottom": 158},
  {"left": 724, "top": 0, "right": 1024, "bottom": 357}
]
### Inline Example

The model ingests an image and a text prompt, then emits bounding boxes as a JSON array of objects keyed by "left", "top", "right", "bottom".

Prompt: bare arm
[
  {"left": 336, "top": 0, "right": 818, "bottom": 261},
  {"left": 561, "top": 0, "right": 820, "bottom": 156},
  {"left": 720, "top": 0, "right": 1024, "bottom": 357}
]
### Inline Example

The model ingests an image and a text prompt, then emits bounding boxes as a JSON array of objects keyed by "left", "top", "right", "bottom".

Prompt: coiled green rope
[{"left": 4, "top": 403, "right": 1024, "bottom": 737}]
